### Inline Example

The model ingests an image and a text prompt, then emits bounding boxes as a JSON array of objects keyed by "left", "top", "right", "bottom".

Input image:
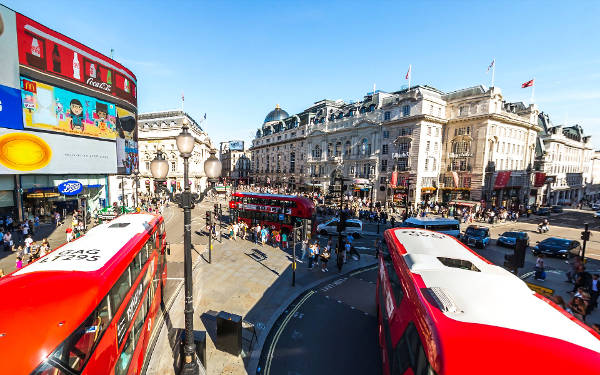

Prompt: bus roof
[
  {"left": 0, "top": 213, "right": 159, "bottom": 372},
  {"left": 386, "top": 228, "right": 600, "bottom": 358},
  {"left": 403, "top": 217, "right": 459, "bottom": 225},
  {"left": 233, "top": 192, "right": 300, "bottom": 200}
]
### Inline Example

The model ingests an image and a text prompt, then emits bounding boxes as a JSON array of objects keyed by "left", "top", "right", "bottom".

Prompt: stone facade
[
  {"left": 250, "top": 85, "right": 600, "bottom": 208},
  {"left": 219, "top": 142, "right": 251, "bottom": 184},
  {"left": 135, "top": 110, "right": 214, "bottom": 196}
]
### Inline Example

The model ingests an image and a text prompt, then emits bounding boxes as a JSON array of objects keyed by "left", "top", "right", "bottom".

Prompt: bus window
[
  {"left": 115, "top": 334, "right": 134, "bottom": 375},
  {"left": 141, "top": 240, "right": 150, "bottom": 265},
  {"left": 130, "top": 251, "right": 143, "bottom": 282},
  {"left": 110, "top": 271, "right": 131, "bottom": 314},
  {"left": 394, "top": 323, "right": 436, "bottom": 375},
  {"left": 385, "top": 261, "right": 404, "bottom": 305},
  {"left": 48, "top": 300, "right": 110, "bottom": 372}
]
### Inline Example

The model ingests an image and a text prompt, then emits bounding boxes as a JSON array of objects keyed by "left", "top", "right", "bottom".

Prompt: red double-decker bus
[
  {"left": 229, "top": 192, "right": 316, "bottom": 235},
  {"left": 377, "top": 227, "right": 600, "bottom": 374},
  {"left": 0, "top": 213, "right": 167, "bottom": 374}
]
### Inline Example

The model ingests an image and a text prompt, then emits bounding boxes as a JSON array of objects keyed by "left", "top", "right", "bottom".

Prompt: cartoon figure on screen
[
  {"left": 55, "top": 101, "right": 64, "bottom": 120},
  {"left": 69, "top": 99, "right": 84, "bottom": 131},
  {"left": 95, "top": 102, "right": 108, "bottom": 132}
]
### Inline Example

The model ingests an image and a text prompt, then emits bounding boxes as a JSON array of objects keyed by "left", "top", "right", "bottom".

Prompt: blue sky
[{"left": 3, "top": 0, "right": 600, "bottom": 147}]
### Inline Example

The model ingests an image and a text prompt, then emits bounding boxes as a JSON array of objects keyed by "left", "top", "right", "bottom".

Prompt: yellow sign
[
  {"left": 0, "top": 132, "right": 52, "bottom": 171},
  {"left": 525, "top": 282, "right": 554, "bottom": 297},
  {"left": 26, "top": 192, "right": 60, "bottom": 198}
]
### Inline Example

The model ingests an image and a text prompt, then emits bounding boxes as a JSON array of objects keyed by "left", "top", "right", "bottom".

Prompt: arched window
[
  {"left": 337, "top": 112, "right": 344, "bottom": 119},
  {"left": 335, "top": 142, "right": 342, "bottom": 157},
  {"left": 361, "top": 138, "right": 371, "bottom": 155},
  {"left": 369, "top": 104, "right": 376, "bottom": 112},
  {"left": 327, "top": 143, "right": 333, "bottom": 157},
  {"left": 344, "top": 141, "right": 351, "bottom": 156}
]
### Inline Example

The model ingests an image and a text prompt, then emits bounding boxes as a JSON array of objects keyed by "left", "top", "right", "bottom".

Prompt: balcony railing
[{"left": 447, "top": 165, "right": 472, "bottom": 172}]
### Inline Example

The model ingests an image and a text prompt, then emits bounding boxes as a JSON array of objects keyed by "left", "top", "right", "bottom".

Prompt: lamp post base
[{"left": 179, "top": 356, "right": 205, "bottom": 375}]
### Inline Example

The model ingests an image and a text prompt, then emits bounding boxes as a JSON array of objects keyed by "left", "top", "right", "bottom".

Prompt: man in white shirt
[{"left": 24, "top": 234, "right": 33, "bottom": 255}]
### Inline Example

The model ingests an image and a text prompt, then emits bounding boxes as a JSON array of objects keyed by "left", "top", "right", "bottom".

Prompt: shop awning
[{"left": 449, "top": 200, "right": 479, "bottom": 207}]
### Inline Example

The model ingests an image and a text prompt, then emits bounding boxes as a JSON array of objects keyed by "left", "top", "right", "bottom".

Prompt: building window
[
  {"left": 361, "top": 138, "right": 371, "bottom": 155},
  {"left": 427, "top": 126, "right": 431, "bottom": 136},
  {"left": 384, "top": 111, "right": 391, "bottom": 120},
  {"left": 145, "top": 162, "right": 150, "bottom": 171},
  {"left": 383, "top": 130, "right": 390, "bottom": 139},
  {"left": 290, "top": 152, "right": 295, "bottom": 173},
  {"left": 459, "top": 106, "right": 468, "bottom": 116},
  {"left": 425, "top": 159, "right": 429, "bottom": 171},
  {"left": 344, "top": 141, "right": 351, "bottom": 156},
  {"left": 402, "top": 105, "right": 410, "bottom": 117},
  {"left": 171, "top": 162, "right": 176, "bottom": 172},
  {"left": 335, "top": 142, "right": 342, "bottom": 157},
  {"left": 380, "top": 176, "right": 387, "bottom": 184},
  {"left": 327, "top": 143, "right": 333, "bottom": 157},
  {"left": 381, "top": 159, "right": 388, "bottom": 172},
  {"left": 432, "top": 158, "right": 436, "bottom": 170},
  {"left": 426, "top": 141, "right": 430, "bottom": 152},
  {"left": 312, "top": 145, "right": 322, "bottom": 158},
  {"left": 382, "top": 144, "right": 389, "bottom": 155}
]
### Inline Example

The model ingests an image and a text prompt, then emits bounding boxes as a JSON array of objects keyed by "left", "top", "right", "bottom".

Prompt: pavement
[{"left": 144, "top": 210, "right": 379, "bottom": 375}]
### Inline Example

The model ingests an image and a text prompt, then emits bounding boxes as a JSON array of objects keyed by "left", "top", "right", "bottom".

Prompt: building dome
[{"left": 264, "top": 104, "right": 289, "bottom": 123}]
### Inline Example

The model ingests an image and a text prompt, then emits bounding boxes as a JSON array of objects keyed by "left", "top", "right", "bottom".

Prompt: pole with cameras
[{"left": 150, "top": 116, "right": 221, "bottom": 375}]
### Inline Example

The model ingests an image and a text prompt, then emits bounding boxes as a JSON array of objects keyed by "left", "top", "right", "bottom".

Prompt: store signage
[
  {"left": 26, "top": 191, "right": 59, "bottom": 198},
  {"left": 449, "top": 152, "right": 472, "bottom": 158},
  {"left": 58, "top": 180, "right": 83, "bottom": 195}
]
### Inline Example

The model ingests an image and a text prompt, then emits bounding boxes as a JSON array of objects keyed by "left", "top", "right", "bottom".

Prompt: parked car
[
  {"left": 596, "top": 211, "right": 600, "bottom": 219},
  {"left": 591, "top": 203, "right": 600, "bottom": 210},
  {"left": 460, "top": 225, "right": 490, "bottom": 248},
  {"left": 317, "top": 218, "right": 363, "bottom": 237},
  {"left": 497, "top": 231, "right": 529, "bottom": 248},
  {"left": 534, "top": 207, "right": 551, "bottom": 216},
  {"left": 531, "top": 237, "right": 581, "bottom": 259},
  {"left": 551, "top": 205, "right": 563, "bottom": 213}
]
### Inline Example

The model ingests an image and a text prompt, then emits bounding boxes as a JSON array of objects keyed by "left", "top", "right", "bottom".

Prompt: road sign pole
[{"left": 581, "top": 223, "right": 590, "bottom": 261}]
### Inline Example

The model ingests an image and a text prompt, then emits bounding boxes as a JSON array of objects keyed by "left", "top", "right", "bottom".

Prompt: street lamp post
[
  {"left": 150, "top": 119, "right": 222, "bottom": 375},
  {"left": 133, "top": 169, "right": 140, "bottom": 209},
  {"left": 121, "top": 175, "right": 126, "bottom": 214}
]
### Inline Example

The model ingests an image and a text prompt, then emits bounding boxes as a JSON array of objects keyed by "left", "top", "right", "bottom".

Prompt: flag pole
[
  {"left": 531, "top": 78, "right": 535, "bottom": 104},
  {"left": 491, "top": 58, "right": 495, "bottom": 88},
  {"left": 408, "top": 64, "right": 412, "bottom": 91}
]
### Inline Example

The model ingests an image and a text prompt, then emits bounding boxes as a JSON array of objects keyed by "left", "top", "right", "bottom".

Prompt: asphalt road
[{"left": 258, "top": 265, "right": 381, "bottom": 375}]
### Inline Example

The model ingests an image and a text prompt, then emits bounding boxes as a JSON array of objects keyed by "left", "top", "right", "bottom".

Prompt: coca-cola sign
[{"left": 86, "top": 77, "right": 111, "bottom": 92}]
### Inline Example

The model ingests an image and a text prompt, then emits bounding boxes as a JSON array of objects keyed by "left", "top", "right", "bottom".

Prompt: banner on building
[
  {"left": 494, "top": 171, "right": 512, "bottom": 189},
  {"left": 534, "top": 172, "right": 547, "bottom": 187},
  {"left": 452, "top": 171, "right": 459, "bottom": 188},
  {"left": 390, "top": 171, "right": 398, "bottom": 188}
]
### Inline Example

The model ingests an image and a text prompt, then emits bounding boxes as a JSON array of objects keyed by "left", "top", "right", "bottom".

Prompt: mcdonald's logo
[{"left": 22, "top": 79, "right": 37, "bottom": 94}]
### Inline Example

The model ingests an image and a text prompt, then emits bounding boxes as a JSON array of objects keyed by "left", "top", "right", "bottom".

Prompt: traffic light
[
  {"left": 503, "top": 253, "right": 514, "bottom": 269},
  {"left": 581, "top": 231, "right": 591, "bottom": 241},
  {"left": 515, "top": 239, "right": 526, "bottom": 268},
  {"left": 205, "top": 210, "right": 212, "bottom": 225},
  {"left": 337, "top": 211, "right": 348, "bottom": 233},
  {"left": 214, "top": 203, "right": 219, "bottom": 212}
]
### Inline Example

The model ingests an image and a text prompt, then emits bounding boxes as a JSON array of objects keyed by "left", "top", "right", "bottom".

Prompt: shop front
[
  {"left": 421, "top": 187, "right": 437, "bottom": 203},
  {"left": 441, "top": 188, "right": 471, "bottom": 203},
  {"left": 0, "top": 175, "right": 16, "bottom": 217},
  {"left": 20, "top": 174, "right": 108, "bottom": 221}
]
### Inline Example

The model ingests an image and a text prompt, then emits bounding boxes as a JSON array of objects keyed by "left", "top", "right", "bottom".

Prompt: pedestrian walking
[
  {"left": 299, "top": 238, "right": 308, "bottom": 262},
  {"left": 535, "top": 254, "right": 546, "bottom": 281},
  {"left": 66, "top": 226, "right": 73, "bottom": 242},
  {"left": 281, "top": 232, "right": 288, "bottom": 250},
  {"left": 320, "top": 246, "right": 330, "bottom": 272}
]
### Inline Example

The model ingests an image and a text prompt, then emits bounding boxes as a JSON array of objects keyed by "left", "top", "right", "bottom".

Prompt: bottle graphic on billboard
[
  {"left": 89, "top": 63, "right": 96, "bottom": 78},
  {"left": 31, "top": 38, "right": 41, "bottom": 57},
  {"left": 124, "top": 78, "right": 129, "bottom": 93},
  {"left": 52, "top": 44, "right": 61, "bottom": 72},
  {"left": 72, "top": 52, "right": 80, "bottom": 80},
  {"left": 107, "top": 70, "right": 112, "bottom": 84}
]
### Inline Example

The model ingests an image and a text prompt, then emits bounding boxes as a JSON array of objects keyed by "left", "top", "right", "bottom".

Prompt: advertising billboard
[
  {"left": 0, "top": 6, "right": 138, "bottom": 175},
  {"left": 15, "top": 13, "right": 137, "bottom": 107},
  {"left": 229, "top": 140, "right": 244, "bottom": 151},
  {"left": 116, "top": 106, "right": 138, "bottom": 174},
  {"left": 0, "top": 128, "right": 116, "bottom": 174},
  {"left": 20, "top": 76, "right": 117, "bottom": 139},
  {"left": 0, "top": 5, "right": 23, "bottom": 130}
]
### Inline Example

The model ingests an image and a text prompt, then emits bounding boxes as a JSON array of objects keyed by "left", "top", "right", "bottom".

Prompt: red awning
[{"left": 494, "top": 171, "right": 511, "bottom": 189}]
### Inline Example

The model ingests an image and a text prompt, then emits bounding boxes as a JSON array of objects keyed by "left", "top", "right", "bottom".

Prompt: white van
[
  {"left": 401, "top": 217, "right": 460, "bottom": 237},
  {"left": 317, "top": 218, "right": 363, "bottom": 237}
]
